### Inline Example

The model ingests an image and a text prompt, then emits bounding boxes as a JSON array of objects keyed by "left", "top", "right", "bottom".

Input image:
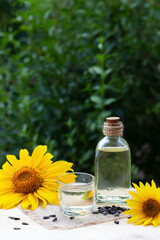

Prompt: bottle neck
[
  {"left": 103, "top": 135, "right": 123, "bottom": 146},
  {"left": 105, "top": 136, "right": 121, "bottom": 139},
  {"left": 104, "top": 135, "right": 121, "bottom": 142},
  {"left": 103, "top": 121, "right": 123, "bottom": 136}
]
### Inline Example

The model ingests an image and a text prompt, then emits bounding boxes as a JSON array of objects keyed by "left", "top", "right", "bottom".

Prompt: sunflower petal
[
  {"left": 0, "top": 182, "right": 13, "bottom": 190},
  {"left": 0, "top": 193, "right": 25, "bottom": 209},
  {"left": 21, "top": 197, "right": 31, "bottom": 210},
  {"left": 19, "top": 149, "right": 31, "bottom": 165},
  {"left": 134, "top": 217, "right": 148, "bottom": 225},
  {"left": 151, "top": 180, "right": 157, "bottom": 189},
  {"left": 42, "top": 182, "right": 58, "bottom": 191},
  {"left": 128, "top": 191, "right": 146, "bottom": 202},
  {"left": 0, "top": 171, "right": 12, "bottom": 180},
  {"left": 2, "top": 161, "right": 14, "bottom": 174},
  {"left": 132, "top": 183, "right": 148, "bottom": 201},
  {"left": 37, "top": 187, "right": 58, "bottom": 205},
  {"left": 38, "top": 153, "right": 54, "bottom": 171},
  {"left": 34, "top": 191, "right": 47, "bottom": 208},
  {"left": 43, "top": 161, "right": 73, "bottom": 177},
  {"left": 31, "top": 145, "right": 47, "bottom": 168},
  {"left": 152, "top": 218, "right": 159, "bottom": 227},
  {"left": 143, "top": 217, "right": 153, "bottom": 226},
  {"left": 127, "top": 214, "right": 145, "bottom": 223},
  {"left": 6, "top": 155, "right": 20, "bottom": 169},
  {"left": 28, "top": 193, "right": 39, "bottom": 211}
]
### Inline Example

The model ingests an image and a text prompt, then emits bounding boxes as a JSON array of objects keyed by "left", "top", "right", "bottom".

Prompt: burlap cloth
[{"left": 19, "top": 204, "right": 128, "bottom": 230}]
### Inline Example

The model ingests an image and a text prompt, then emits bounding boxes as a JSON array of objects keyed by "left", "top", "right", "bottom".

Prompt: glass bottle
[{"left": 94, "top": 117, "right": 131, "bottom": 204}]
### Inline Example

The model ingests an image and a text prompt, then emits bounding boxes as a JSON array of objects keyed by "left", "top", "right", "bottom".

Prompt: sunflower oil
[{"left": 94, "top": 117, "right": 131, "bottom": 204}]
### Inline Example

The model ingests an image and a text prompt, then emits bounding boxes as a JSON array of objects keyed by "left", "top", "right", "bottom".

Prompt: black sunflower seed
[
  {"left": 70, "top": 216, "right": 75, "bottom": 220},
  {"left": 110, "top": 210, "right": 116, "bottom": 214},
  {"left": 13, "top": 217, "right": 20, "bottom": 220},
  {"left": 98, "top": 208, "right": 106, "bottom": 213},
  {"left": 120, "top": 207, "right": 128, "bottom": 212},
  {"left": 102, "top": 211, "right": 108, "bottom": 215},
  {"left": 98, "top": 209, "right": 103, "bottom": 213},
  {"left": 117, "top": 210, "right": 122, "bottom": 214},
  {"left": 113, "top": 213, "right": 119, "bottom": 217},
  {"left": 52, "top": 217, "right": 57, "bottom": 222},
  {"left": 13, "top": 227, "right": 21, "bottom": 230},
  {"left": 114, "top": 220, "right": 119, "bottom": 224},
  {"left": 22, "top": 222, "right": 29, "bottom": 225},
  {"left": 49, "top": 214, "right": 56, "bottom": 218},
  {"left": 92, "top": 211, "right": 99, "bottom": 214},
  {"left": 43, "top": 216, "right": 50, "bottom": 219},
  {"left": 107, "top": 207, "right": 112, "bottom": 212}
]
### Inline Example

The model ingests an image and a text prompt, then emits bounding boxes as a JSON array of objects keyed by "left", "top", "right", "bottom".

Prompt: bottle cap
[
  {"left": 103, "top": 116, "right": 123, "bottom": 136},
  {"left": 106, "top": 117, "right": 120, "bottom": 124}
]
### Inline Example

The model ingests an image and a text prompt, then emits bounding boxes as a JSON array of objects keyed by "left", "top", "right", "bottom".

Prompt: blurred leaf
[
  {"left": 104, "top": 98, "right": 116, "bottom": 106},
  {"left": 89, "top": 66, "right": 103, "bottom": 75}
]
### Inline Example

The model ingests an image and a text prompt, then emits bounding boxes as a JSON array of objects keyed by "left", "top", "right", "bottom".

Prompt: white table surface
[{"left": 0, "top": 207, "right": 160, "bottom": 240}]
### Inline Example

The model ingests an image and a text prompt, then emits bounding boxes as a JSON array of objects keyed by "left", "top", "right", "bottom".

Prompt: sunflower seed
[
  {"left": 13, "top": 227, "right": 21, "bottom": 230},
  {"left": 52, "top": 217, "right": 57, "bottom": 222},
  {"left": 117, "top": 210, "right": 122, "bottom": 214},
  {"left": 92, "top": 211, "right": 99, "bottom": 214},
  {"left": 49, "top": 214, "right": 56, "bottom": 218},
  {"left": 98, "top": 208, "right": 105, "bottom": 213},
  {"left": 113, "top": 213, "right": 119, "bottom": 217},
  {"left": 22, "top": 222, "right": 29, "bottom": 225},
  {"left": 13, "top": 217, "right": 20, "bottom": 220},
  {"left": 43, "top": 216, "right": 50, "bottom": 219},
  {"left": 120, "top": 207, "right": 128, "bottom": 212},
  {"left": 70, "top": 216, "right": 75, "bottom": 220},
  {"left": 114, "top": 220, "right": 119, "bottom": 224},
  {"left": 102, "top": 211, "right": 108, "bottom": 215}
]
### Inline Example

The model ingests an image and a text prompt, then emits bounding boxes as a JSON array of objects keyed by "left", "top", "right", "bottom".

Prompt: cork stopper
[
  {"left": 103, "top": 116, "right": 123, "bottom": 136},
  {"left": 106, "top": 117, "right": 120, "bottom": 124}
]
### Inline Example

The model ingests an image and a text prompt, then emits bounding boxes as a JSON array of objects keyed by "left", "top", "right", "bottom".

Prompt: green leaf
[
  {"left": 104, "top": 98, "right": 116, "bottom": 105},
  {"left": 89, "top": 66, "right": 103, "bottom": 75},
  {"left": 90, "top": 95, "right": 102, "bottom": 105}
]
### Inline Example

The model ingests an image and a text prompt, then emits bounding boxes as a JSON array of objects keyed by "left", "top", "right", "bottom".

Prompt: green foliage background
[{"left": 0, "top": 0, "right": 160, "bottom": 182}]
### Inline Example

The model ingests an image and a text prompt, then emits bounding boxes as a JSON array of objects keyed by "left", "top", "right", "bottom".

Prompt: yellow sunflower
[
  {"left": 0, "top": 145, "right": 73, "bottom": 211},
  {"left": 124, "top": 180, "right": 160, "bottom": 227}
]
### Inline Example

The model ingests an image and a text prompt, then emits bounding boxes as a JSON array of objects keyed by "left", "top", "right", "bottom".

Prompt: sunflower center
[
  {"left": 143, "top": 199, "right": 160, "bottom": 218},
  {"left": 12, "top": 166, "right": 43, "bottom": 193}
]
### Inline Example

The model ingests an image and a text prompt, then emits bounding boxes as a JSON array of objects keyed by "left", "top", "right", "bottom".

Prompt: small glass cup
[{"left": 57, "top": 172, "right": 95, "bottom": 217}]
